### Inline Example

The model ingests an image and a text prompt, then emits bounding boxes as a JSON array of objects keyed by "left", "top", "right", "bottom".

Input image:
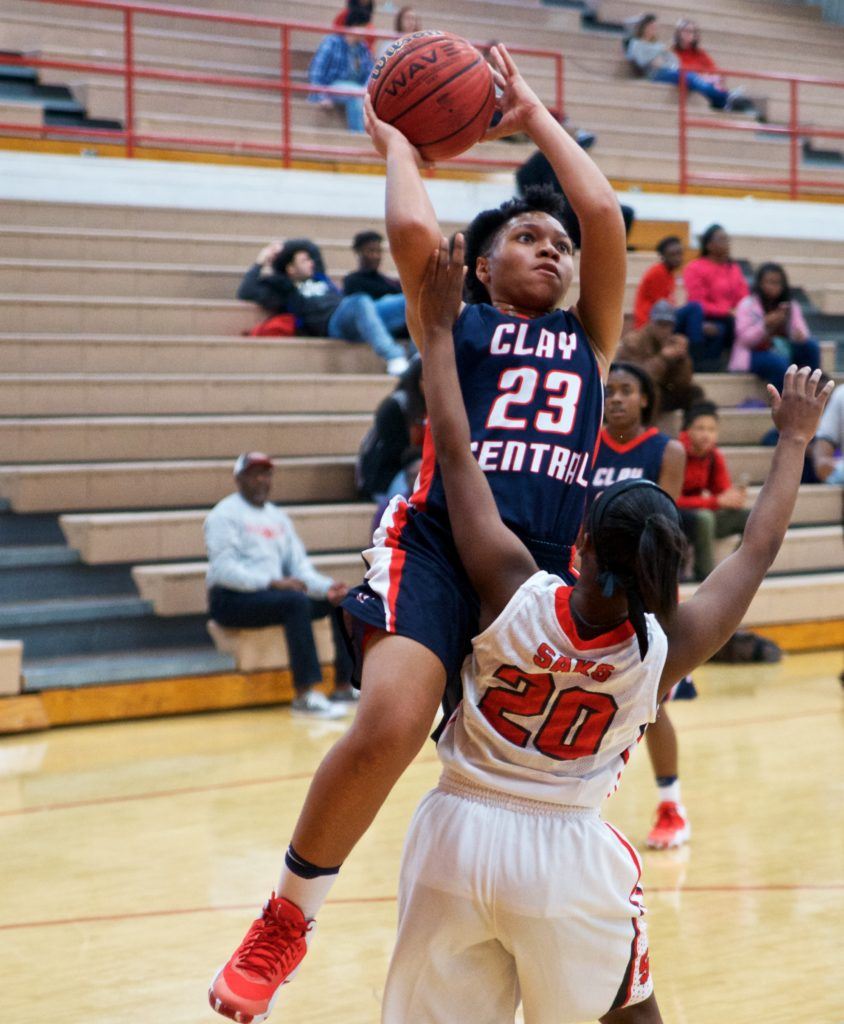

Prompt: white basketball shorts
[{"left": 381, "top": 775, "right": 652, "bottom": 1024}]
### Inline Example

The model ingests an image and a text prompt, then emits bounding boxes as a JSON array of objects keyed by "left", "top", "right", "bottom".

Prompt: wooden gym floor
[{"left": 1, "top": 651, "right": 842, "bottom": 1024}]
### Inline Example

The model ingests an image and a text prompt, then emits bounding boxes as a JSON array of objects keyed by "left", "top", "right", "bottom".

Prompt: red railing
[
  {"left": 678, "top": 67, "right": 844, "bottom": 200},
  {"left": 0, "top": 0, "right": 565, "bottom": 172}
]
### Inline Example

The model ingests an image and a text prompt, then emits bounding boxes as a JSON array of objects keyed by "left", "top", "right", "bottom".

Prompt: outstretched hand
[
  {"left": 417, "top": 234, "right": 466, "bottom": 338},
  {"left": 768, "top": 365, "right": 834, "bottom": 443},
  {"left": 482, "top": 44, "right": 544, "bottom": 142}
]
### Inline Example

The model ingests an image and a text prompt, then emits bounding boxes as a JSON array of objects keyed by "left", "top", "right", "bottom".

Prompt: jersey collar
[{"left": 554, "top": 586, "right": 635, "bottom": 650}]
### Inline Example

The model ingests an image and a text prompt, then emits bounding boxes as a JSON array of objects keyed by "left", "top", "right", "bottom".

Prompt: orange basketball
[{"left": 368, "top": 30, "right": 496, "bottom": 161}]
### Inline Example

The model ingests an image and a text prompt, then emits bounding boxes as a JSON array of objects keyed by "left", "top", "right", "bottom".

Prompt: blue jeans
[
  {"left": 327, "top": 292, "right": 407, "bottom": 362},
  {"left": 329, "top": 79, "right": 365, "bottom": 132},
  {"left": 208, "top": 587, "right": 353, "bottom": 692},
  {"left": 650, "top": 67, "right": 730, "bottom": 109},
  {"left": 674, "top": 301, "right": 704, "bottom": 349},
  {"left": 691, "top": 314, "right": 735, "bottom": 372},
  {"left": 749, "top": 338, "right": 821, "bottom": 393}
]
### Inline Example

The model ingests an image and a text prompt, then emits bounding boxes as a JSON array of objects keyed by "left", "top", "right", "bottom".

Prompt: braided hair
[{"left": 587, "top": 479, "right": 687, "bottom": 659}]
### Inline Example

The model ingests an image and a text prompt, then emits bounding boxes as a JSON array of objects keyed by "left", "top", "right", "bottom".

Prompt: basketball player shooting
[{"left": 379, "top": 235, "right": 834, "bottom": 1024}]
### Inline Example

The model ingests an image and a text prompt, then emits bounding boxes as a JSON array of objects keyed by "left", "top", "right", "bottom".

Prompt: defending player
[
  {"left": 589, "top": 362, "right": 693, "bottom": 850},
  {"left": 380, "top": 237, "right": 833, "bottom": 1024},
  {"left": 209, "top": 45, "right": 626, "bottom": 1023}
]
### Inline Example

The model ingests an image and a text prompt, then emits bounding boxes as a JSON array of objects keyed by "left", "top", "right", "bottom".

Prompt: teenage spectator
[
  {"left": 356, "top": 354, "right": 425, "bottom": 504},
  {"left": 673, "top": 18, "right": 725, "bottom": 87},
  {"left": 626, "top": 14, "right": 742, "bottom": 110},
  {"left": 731, "top": 262, "right": 820, "bottom": 391},
  {"left": 206, "top": 453, "right": 356, "bottom": 719},
  {"left": 633, "top": 234, "right": 705, "bottom": 349},
  {"left": 618, "top": 300, "right": 704, "bottom": 414},
  {"left": 515, "top": 148, "right": 634, "bottom": 239},
  {"left": 237, "top": 239, "right": 410, "bottom": 375},
  {"left": 812, "top": 382, "right": 844, "bottom": 484},
  {"left": 376, "top": 7, "right": 422, "bottom": 60},
  {"left": 683, "top": 224, "right": 749, "bottom": 370},
  {"left": 309, "top": 9, "right": 374, "bottom": 133},
  {"left": 344, "top": 231, "right": 402, "bottom": 300},
  {"left": 677, "top": 402, "right": 750, "bottom": 580}
]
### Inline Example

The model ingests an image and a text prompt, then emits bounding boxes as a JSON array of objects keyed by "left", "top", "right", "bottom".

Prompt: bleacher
[{"left": 0, "top": 0, "right": 842, "bottom": 732}]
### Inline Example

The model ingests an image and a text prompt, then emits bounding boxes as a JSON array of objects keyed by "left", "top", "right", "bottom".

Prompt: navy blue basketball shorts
[{"left": 341, "top": 496, "right": 577, "bottom": 714}]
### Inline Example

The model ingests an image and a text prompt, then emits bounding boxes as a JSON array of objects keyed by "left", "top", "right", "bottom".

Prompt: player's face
[
  {"left": 686, "top": 414, "right": 719, "bottom": 454},
  {"left": 604, "top": 370, "right": 647, "bottom": 429},
  {"left": 478, "top": 212, "right": 574, "bottom": 313}
]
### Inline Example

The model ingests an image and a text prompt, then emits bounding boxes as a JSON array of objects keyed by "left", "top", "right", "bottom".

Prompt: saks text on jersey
[
  {"left": 490, "top": 323, "right": 578, "bottom": 360},
  {"left": 533, "top": 642, "right": 616, "bottom": 682},
  {"left": 471, "top": 440, "right": 591, "bottom": 486}
]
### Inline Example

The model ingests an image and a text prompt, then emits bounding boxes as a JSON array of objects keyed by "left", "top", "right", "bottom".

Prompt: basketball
[{"left": 368, "top": 30, "right": 496, "bottom": 161}]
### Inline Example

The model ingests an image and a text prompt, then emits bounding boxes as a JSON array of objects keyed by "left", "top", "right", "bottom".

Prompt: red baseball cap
[{"left": 233, "top": 452, "right": 274, "bottom": 476}]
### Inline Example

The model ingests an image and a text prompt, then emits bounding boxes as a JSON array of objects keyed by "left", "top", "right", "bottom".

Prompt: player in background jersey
[
  {"left": 209, "top": 46, "right": 626, "bottom": 1024},
  {"left": 589, "top": 363, "right": 693, "bottom": 850},
  {"left": 379, "top": 235, "right": 834, "bottom": 1024}
]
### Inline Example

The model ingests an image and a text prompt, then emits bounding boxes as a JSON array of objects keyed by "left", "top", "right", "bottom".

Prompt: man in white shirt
[
  {"left": 205, "top": 452, "right": 356, "bottom": 719},
  {"left": 812, "top": 382, "right": 844, "bottom": 484}
]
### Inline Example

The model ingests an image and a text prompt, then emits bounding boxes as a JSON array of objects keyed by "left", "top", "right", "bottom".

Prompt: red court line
[
  {"left": 0, "top": 758, "right": 441, "bottom": 819},
  {"left": 0, "top": 706, "right": 837, "bottom": 819},
  {"left": 1, "top": 885, "right": 841, "bottom": 932}
]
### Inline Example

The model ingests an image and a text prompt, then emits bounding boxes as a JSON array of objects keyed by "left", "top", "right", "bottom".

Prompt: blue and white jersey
[
  {"left": 412, "top": 303, "right": 604, "bottom": 548},
  {"left": 587, "top": 427, "right": 670, "bottom": 508}
]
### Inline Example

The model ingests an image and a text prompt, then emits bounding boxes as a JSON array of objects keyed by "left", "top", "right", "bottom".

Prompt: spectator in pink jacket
[
  {"left": 731, "top": 262, "right": 820, "bottom": 391},
  {"left": 683, "top": 224, "right": 749, "bottom": 371}
]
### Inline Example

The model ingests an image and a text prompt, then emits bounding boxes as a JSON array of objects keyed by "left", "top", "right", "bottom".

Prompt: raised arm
[
  {"left": 364, "top": 95, "right": 441, "bottom": 351},
  {"left": 419, "top": 235, "right": 538, "bottom": 625},
  {"left": 485, "top": 46, "right": 626, "bottom": 372},
  {"left": 659, "top": 366, "right": 834, "bottom": 694}
]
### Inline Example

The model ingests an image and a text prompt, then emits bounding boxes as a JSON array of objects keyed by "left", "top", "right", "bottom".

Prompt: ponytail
[{"left": 589, "top": 480, "right": 687, "bottom": 659}]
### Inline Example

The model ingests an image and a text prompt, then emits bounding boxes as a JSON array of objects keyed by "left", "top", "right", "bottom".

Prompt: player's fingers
[
  {"left": 819, "top": 378, "right": 835, "bottom": 406},
  {"left": 781, "top": 363, "right": 797, "bottom": 399},
  {"left": 766, "top": 383, "right": 781, "bottom": 413},
  {"left": 489, "top": 46, "right": 509, "bottom": 80},
  {"left": 497, "top": 43, "right": 519, "bottom": 76},
  {"left": 489, "top": 67, "right": 507, "bottom": 91},
  {"left": 794, "top": 363, "right": 811, "bottom": 398},
  {"left": 806, "top": 366, "right": 823, "bottom": 399},
  {"left": 451, "top": 232, "right": 466, "bottom": 270}
]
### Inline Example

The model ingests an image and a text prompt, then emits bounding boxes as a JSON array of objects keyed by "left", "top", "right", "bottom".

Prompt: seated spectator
[
  {"left": 205, "top": 453, "right": 356, "bottom": 719},
  {"left": 626, "top": 14, "right": 742, "bottom": 110},
  {"left": 309, "top": 8, "right": 374, "bottom": 133},
  {"left": 683, "top": 224, "right": 749, "bottom": 371},
  {"left": 237, "top": 239, "right": 410, "bottom": 375},
  {"left": 633, "top": 234, "right": 705, "bottom": 350},
  {"left": 515, "top": 149, "right": 634, "bottom": 240},
  {"left": 673, "top": 18, "right": 760, "bottom": 116},
  {"left": 731, "top": 262, "right": 820, "bottom": 392},
  {"left": 812, "top": 381, "right": 844, "bottom": 484},
  {"left": 344, "top": 231, "right": 402, "bottom": 300},
  {"left": 239, "top": 239, "right": 326, "bottom": 336},
  {"left": 618, "top": 300, "right": 704, "bottom": 414},
  {"left": 377, "top": 6, "right": 422, "bottom": 59},
  {"left": 356, "top": 354, "right": 425, "bottom": 504},
  {"left": 677, "top": 402, "right": 750, "bottom": 580}
]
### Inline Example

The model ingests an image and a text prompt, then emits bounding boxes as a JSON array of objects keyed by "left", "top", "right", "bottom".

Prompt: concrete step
[
  {"left": 0, "top": 294, "right": 257, "bottom": 334},
  {"left": 0, "top": 455, "right": 358, "bottom": 512},
  {"left": 136, "top": 549, "right": 844, "bottom": 619},
  {"left": 679, "top": 571, "right": 844, "bottom": 628},
  {"left": 132, "top": 553, "right": 364, "bottom": 615},
  {"left": 0, "top": 545, "right": 135, "bottom": 602},
  {"left": 0, "top": 593, "right": 210, "bottom": 658},
  {"left": 60, "top": 502, "right": 377, "bottom": 563},
  {"left": 0, "top": 510, "right": 65, "bottom": 546},
  {"left": 0, "top": 334, "right": 384, "bottom": 375},
  {"left": 0, "top": 412, "right": 371, "bottom": 463},
  {"left": 0, "top": 373, "right": 393, "bottom": 416},
  {"left": 21, "top": 645, "right": 235, "bottom": 690},
  {"left": 818, "top": 285, "right": 844, "bottom": 316}
]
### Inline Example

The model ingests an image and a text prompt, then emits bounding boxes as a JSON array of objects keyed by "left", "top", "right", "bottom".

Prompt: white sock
[
  {"left": 277, "top": 864, "right": 338, "bottom": 921},
  {"left": 657, "top": 779, "right": 682, "bottom": 806}
]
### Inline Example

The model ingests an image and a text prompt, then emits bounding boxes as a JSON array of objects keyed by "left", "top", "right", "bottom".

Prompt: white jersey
[{"left": 438, "top": 570, "right": 668, "bottom": 808}]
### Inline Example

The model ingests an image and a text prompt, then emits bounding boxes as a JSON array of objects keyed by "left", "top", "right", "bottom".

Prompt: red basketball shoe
[
  {"left": 209, "top": 895, "right": 315, "bottom": 1023},
  {"left": 646, "top": 801, "right": 691, "bottom": 849}
]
